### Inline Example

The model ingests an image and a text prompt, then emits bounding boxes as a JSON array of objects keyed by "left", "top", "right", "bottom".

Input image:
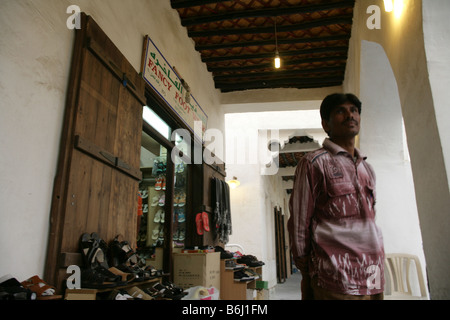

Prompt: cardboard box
[
  {"left": 256, "top": 280, "right": 268, "bottom": 289},
  {"left": 173, "top": 252, "right": 220, "bottom": 290},
  {"left": 64, "top": 289, "right": 97, "bottom": 300}
]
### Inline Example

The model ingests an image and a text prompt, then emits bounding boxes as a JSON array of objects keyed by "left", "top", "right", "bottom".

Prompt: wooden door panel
[
  {"left": 76, "top": 54, "right": 120, "bottom": 153},
  {"left": 60, "top": 150, "right": 112, "bottom": 251},
  {"left": 45, "top": 14, "right": 145, "bottom": 292},
  {"left": 114, "top": 85, "right": 142, "bottom": 171}
]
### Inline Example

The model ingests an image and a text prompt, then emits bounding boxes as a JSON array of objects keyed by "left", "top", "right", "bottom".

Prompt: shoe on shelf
[
  {"left": 150, "top": 196, "right": 159, "bottom": 207},
  {"left": 214, "top": 246, "right": 234, "bottom": 259},
  {"left": 177, "top": 209, "right": 186, "bottom": 223},
  {"left": 178, "top": 192, "right": 186, "bottom": 207},
  {"left": 237, "top": 255, "right": 265, "bottom": 267},
  {"left": 233, "top": 270, "right": 254, "bottom": 282},
  {"left": 155, "top": 177, "right": 162, "bottom": 190},
  {"left": 225, "top": 259, "right": 245, "bottom": 270},
  {"left": 243, "top": 268, "right": 260, "bottom": 280},
  {"left": 151, "top": 228, "right": 159, "bottom": 240},
  {"left": 158, "top": 194, "right": 165, "bottom": 206},
  {"left": 178, "top": 229, "right": 185, "bottom": 241},
  {"left": 128, "top": 286, "right": 154, "bottom": 300},
  {"left": 173, "top": 192, "right": 179, "bottom": 206},
  {"left": 140, "top": 189, "right": 148, "bottom": 199},
  {"left": 154, "top": 209, "right": 164, "bottom": 223}
]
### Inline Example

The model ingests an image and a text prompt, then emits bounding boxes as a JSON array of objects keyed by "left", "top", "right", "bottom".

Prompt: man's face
[{"left": 322, "top": 103, "right": 360, "bottom": 139}]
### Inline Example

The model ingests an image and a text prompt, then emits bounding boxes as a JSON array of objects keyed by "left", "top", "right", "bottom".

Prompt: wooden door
[
  {"left": 275, "top": 207, "right": 287, "bottom": 283},
  {"left": 45, "top": 14, "right": 146, "bottom": 292}
]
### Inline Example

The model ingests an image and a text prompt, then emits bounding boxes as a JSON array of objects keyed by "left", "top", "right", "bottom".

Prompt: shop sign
[{"left": 141, "top": 36, "right": 208, "bottom": 141}]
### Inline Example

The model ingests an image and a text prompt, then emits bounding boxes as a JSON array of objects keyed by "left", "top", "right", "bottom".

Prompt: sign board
[{"left": 141, "top": 36, "right": 208, "bottom": 141}]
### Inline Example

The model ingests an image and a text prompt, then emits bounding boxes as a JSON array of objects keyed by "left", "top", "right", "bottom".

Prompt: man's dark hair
[{"left": 320, "top": 93, "right": 362, "bottom": 121}]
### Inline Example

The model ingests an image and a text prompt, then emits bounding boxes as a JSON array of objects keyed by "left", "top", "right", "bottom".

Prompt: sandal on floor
[
  {"left": 1, "top": 275, "right": 36, "bottom": 300},
  {"left": 152, "top": 282, "right": 186, "bottom": 300},
  {"left": 107, "top": 289, "right": 134, "bottom": 300},
  {"left": 21, "top": 275, "right": 62, "bottom": 300},
  {"left": 162, "top": 280, "right": 187, "bottom": 297}
]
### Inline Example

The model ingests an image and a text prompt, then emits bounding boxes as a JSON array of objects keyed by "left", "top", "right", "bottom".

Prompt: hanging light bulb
[
  {"left": 274, "top": 50, "right": 281, "bottom": 69},
  {"left": 274, "top": 17, "right": 281, "bottom": 69}
]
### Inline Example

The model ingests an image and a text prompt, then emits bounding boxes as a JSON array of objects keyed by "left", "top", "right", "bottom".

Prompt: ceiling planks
[{"left": 171, "top": 0, "right": 355, "bottom": 92}]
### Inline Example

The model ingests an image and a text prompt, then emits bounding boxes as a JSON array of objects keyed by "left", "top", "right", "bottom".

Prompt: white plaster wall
[
  {"left": 422, "top": 0, "right": 450, "bottom": 191},
  {"left": 0, "top": 0, "right": 222, "bottom": 280},
  {"left": 359, "top": 40, "right": 428, "bottom": 297}
]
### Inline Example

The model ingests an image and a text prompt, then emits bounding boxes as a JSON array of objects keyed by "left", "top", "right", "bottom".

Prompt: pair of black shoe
[
  {"left": 214, "top": 246, "right": 234, "bottom": 259},
  {"left": 237, "top": 255, "right": 265, "bottom": 267}
]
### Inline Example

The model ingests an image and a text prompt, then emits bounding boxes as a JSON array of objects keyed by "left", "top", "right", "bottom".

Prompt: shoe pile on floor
[
  {"left": 79, "top": 232, "right": 164, "bottom": 289},
  {"left": 0, "top": 274, "right": 62, "bottom": 300},
  {"left": 101, "top": 280, "right": 187, "bottom": 300},
  {"left": 78, "top": 232, "right": 188, "bottom": 300}
]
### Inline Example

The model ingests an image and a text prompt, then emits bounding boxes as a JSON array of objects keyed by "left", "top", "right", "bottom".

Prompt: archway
[{"left": 359, "top": 40, "right": 428, "bottom": 298}]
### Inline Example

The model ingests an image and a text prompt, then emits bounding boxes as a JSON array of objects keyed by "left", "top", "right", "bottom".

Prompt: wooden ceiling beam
[
  {"left": 179, "top": 1, "right": 355, "bottom": 26},
  {"left": 171, "top": 0, "right": 230, "bottom": 9},
  {"left": 207, "top": 54, "right": 348, "bottom": 73},
  {"left": 187, "top": 16, "right": 353, "bottom": 37},
  {"left": 216, "top": 76, "right": 343, "bottom": 91},
  {"left": 220, "top": 82, "right": 343, "bottom": 92},
  {"left": 202, "top": 46, "right": 348, "bottom": 63},
  {"left": 213, "top": 65, "right": 346, "bottom": 81},
  {"left": 195, "top": 34, "right": 350, "bottom": 51}
]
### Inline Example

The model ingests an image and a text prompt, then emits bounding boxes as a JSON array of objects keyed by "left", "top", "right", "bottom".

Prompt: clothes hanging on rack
[{"left": 212, "top": 178, "right": 232, "bottom": 244}]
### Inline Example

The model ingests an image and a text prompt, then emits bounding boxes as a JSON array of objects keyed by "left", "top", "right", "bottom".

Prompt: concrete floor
[{"left": 269, "top": 271, "right": 302, "bottom": 300}]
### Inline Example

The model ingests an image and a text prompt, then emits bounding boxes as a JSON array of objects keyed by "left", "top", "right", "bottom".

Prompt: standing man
[{"left": 288, "top": 93, "right": 385, "bottom": 300}]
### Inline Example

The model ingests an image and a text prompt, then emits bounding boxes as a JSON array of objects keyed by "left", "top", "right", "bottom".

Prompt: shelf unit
[{"left": 219, "top": 259, "right": 263, "bottom": 300}]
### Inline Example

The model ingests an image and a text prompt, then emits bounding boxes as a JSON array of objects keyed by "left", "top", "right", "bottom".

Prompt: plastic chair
[
  {"left": 384, "top": 253, "right": 428, "bottom": 300},
  {"left": 225, "top": 243, "right": 245, "bottom": 254}
]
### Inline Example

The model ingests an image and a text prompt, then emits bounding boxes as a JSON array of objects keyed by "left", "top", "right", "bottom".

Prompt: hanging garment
[
  {"left": 212, "top": 178, "right": 232, "bottom": 244},
  {"left": 221, "top": 179, "right": 232, "bottom": 243}
]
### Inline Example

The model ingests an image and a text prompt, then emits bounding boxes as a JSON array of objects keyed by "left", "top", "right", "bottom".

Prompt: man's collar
[{"left": 323, "top": 138, "right": 367, "bottom": 160}]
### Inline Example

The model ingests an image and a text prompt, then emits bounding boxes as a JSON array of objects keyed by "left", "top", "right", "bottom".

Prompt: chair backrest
[
  {"left": 225, "top": 243, "right": 245, "bottom": 254},
  {"left": 384, "top": 253, "right": 428, "bottom": 298}
]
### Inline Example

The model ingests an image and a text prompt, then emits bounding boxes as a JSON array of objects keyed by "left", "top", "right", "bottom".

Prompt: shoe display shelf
[
  {"left": 219, "top": 259, "right": 263, "bottom": 300},
  {"left": 61, "top": 249, "right": 164, "bottom": 300}
]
